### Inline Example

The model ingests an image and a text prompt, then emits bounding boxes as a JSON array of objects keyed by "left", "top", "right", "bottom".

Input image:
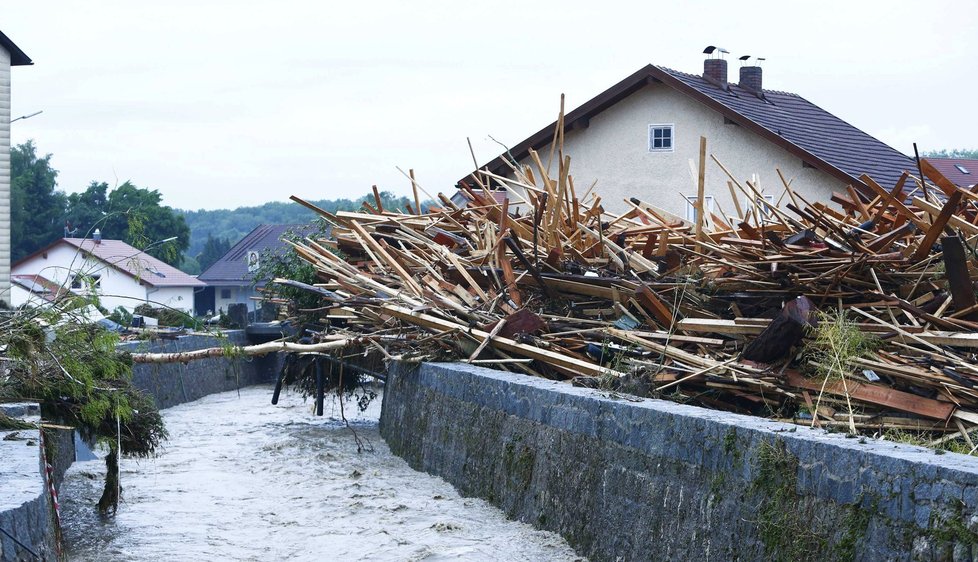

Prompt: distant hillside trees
[
  {"left": 196, "top": 234, "right": 232, "bottom": 272},
  {"left": 10, "top": 141, "right": 191, "bottom": 267},
  {"left": 924, "top": 149, "right": 978, "bottom": 159},
  {"left": 178, "top": 191, "right": 427, "bottom": 259}
]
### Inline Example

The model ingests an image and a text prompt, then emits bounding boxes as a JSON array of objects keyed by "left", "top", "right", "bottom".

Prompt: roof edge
[
  {"left": 0, "top": 30, "right": 32, "bottom": 66},
  {"left": 459, "top": 63, "right": 896, "bottom": 196}
]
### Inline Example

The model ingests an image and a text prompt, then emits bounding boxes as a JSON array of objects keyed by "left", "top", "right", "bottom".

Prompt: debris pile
[{"left": 272, "top": 137, "right": 978, "bottom": 447}]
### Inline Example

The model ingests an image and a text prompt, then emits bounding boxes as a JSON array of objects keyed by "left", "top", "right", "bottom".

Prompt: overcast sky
[{"left": 4, "top": 1, "right": 977, "bottom": 211}]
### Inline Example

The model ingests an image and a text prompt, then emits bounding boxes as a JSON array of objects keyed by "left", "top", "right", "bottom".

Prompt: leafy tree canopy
[
  {"left": 10, "top": 141, "right": 67, "bottom": 261},
  {"left": 923, "top": 148, "right": 978, "bottom": 159},
  {"left": 10, "top": 141, "right": 191, "bottom": 267},
  {"left": 64, "top": 181, "right": 191, "bottom": 267}
]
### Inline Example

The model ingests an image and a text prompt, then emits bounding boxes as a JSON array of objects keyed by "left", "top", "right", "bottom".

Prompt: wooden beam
[{"left": 784, "top": 371, "right": 953, "bottom": 420}]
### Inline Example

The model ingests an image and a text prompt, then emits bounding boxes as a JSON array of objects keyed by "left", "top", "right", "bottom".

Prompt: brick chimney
[
  {"left": 739, "top": 66, "right": 763, "bottom": 94},
  {"left": 703, "top": 58, "right": 728, "bottom": 88}
]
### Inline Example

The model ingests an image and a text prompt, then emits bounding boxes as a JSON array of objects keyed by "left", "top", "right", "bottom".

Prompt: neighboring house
[
  {"left": 12, "top": 237, "right": 204, "bottom": 313},
  {"left": 462, "top": 55, "right": 913, "bottom": 221},
  {"left": 923, "top": 158, "right": 978, "bottom": 189},
  {"left": 195, "top": 224, "right": 318, "bottom": 316},
  {"left": 0, "top": 30, "right": 32, "bottom": 307}
]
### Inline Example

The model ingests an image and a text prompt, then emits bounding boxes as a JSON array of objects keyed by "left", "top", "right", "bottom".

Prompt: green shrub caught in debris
[{"left": 0, "top": 300, "right": 167, "bottom": 515}]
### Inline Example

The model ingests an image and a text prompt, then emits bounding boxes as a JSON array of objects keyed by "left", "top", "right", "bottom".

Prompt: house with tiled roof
[
  {"left": 923, "top": 158, "right": 978, "bottom": 190},
  {"left": 462, "top": 55, "right": 913, "bottom": 221},
  {"left": 195, "top": 224, "right": 319, "bottom": 316},
  {"left": 12, "top": 237, "right": 204, "bottom": 313}
]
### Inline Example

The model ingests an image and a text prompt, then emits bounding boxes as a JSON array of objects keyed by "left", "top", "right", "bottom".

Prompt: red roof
[
  {"left": 923, "top": 158, "right": 978, "bottom": 189},
  {"left": 63, "top": 238, "right": 204, "bottom": 287},
  {"left": 15, "top": 238, "right": 205, "bottom": 288}
]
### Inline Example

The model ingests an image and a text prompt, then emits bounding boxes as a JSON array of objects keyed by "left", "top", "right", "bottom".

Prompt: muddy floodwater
[{"left": 60, "top": 385, "right": 582, "bottom": 561}]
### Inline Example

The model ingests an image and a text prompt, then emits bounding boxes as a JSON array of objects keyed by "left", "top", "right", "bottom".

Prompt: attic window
[
  {"left": 648, "top": 124, "right": 674, "bottom": 152},
  {"left": 955, "top": 164, "right": 971, "bottom": 175}
]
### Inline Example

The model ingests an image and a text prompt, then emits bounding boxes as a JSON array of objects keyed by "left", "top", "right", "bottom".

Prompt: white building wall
[
  {"left": 147, "top": 286, "right": 195, "bottom": 314},
  {"left": 517, "top": 83, "right": 846, "bottom": 219},
  {"left": 213, "top": 285, "right": 259, "bottom": 314},
  {"left": 13, "top": 244, "right": 148, "bottom": 311},
  {"left": 0, "top": 46, "right": 11, "bottom": 306}
]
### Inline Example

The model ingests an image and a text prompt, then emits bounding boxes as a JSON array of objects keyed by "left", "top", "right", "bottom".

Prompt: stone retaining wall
[
  {"left": 380, "top": 362, "right": 978, "bottom": 561},
  {"left": 121, "top": 331, "right": 280, "bottom": 409}
]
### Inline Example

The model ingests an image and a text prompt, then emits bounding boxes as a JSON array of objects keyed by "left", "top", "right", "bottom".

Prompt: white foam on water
[{"left": 60, "top": 385, "right": 584, "bottom": 561}]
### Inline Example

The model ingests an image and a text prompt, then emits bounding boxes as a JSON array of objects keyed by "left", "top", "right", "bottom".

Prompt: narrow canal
[{"left": 60, "top": 385, "right": 582, "bottom": 561}]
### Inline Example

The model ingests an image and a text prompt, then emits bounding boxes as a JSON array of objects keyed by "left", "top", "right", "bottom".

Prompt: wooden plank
[
  {"left": 634, "top": 285, "right": 674, "bottom": 327},
  {"left": 911, "top": 190, "right": 962, "bottom": 261},
  {"left": 860, "top": 174, "right": 929, "bottom": 230},
  {"left": 696, "top": 136, "right": 707, "bottom": 252},
  {"left": 381, "top": 304, "right": 618, "bottom": 378},
  {"left": 942, "top": 235, "right": 978, "bottom": 321},
  {"left": 920, "top": 159, "right": 960, "bottom": 197},
  {"left": 784, "top": 371, "right": 954, "bottom": 420},
  {"left": 914, "top": 196, "right": 978, "bottom": 237}
]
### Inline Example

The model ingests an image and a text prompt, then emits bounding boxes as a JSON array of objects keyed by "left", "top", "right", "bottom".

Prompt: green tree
[
  {"left": 924, "top": 148, "right": 978, "bottom": 159},
  {"left": 64, "top": 181, "right": 191, "bottom": 267},
  {"left": 10, "top": 141, "right": 67, "bottom": 261},
  {"left": 196, "top": 234, "right": 231, "bottom": 272}
]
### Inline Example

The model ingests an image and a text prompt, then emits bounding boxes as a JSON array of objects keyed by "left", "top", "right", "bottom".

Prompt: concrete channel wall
[
  {"left": 380, "top": 362, "right": 978, "bottom": 562},
  {"left": 120, "top": 330, "right": 280, "bottom": 409},
  {"left": 0, "top": 330, "right": 279, "bottom": 561}
]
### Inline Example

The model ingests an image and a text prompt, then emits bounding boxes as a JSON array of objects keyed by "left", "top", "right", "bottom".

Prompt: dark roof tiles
[
  {"left": 657, "top": 66, "right": 913, "bottom": 189},
  {"left": 466, "top": 63, "right": 913, "bottom": 194},
  {"left": 198, "top": 224, "right": 322, "bottom": 285}
]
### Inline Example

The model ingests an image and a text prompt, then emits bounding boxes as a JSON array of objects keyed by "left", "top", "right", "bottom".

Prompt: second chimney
[
  {"left": 704, "top": 58, "right": 728, "bottom": 88},
  {"left": 739, "top": 66, "right": 763, "bottom": 94}
]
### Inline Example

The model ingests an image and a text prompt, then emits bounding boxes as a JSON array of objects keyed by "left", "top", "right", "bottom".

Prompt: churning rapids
[{"left": 60, "top": 385, "right": 582, "bottom": 561}]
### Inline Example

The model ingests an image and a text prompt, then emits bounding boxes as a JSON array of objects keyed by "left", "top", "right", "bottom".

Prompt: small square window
[
  {"left": 649, "top": 124, "right": 674, "bottom": 152},
  {"left": 684, "top": 195, "right": 715, "bottom": 223},
  {"left": 220, "top": 288, "right": 232, "bottom": 299},
  {"left": 955, "top": 164, "right": 971, "bottom": 175},
  {"left": 70, "top": 274, "right": 101, "bottom": 290}
]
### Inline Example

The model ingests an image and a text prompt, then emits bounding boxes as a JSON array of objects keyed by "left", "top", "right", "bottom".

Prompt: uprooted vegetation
[{"left": 0, "top": 295, "right": 167, "bottom": 515}]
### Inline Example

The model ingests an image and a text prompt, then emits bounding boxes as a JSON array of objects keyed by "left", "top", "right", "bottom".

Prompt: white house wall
[
  {"left": 147, "top": 286, "right": 196, "bottom": 314},
  {"left": 9, "top": 242, "right": 205, "bottom": 313},
  {"left": 516, "top": 83, "right": 846, "bottom": 219},
  {"left": 213, "top": 285, "right": 260, "bottom": 314},
  {"left": 9, "top": 283, "right": 35, "bottom": 308},
  {"left": 0, "top": 46, "right": 11, "bottom": 306},
  {"left": 14, "top": 244, "right": 145, "bottom": 311}
]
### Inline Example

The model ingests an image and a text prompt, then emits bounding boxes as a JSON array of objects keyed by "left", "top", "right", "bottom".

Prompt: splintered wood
[{"left": 272, "top": 134, "right": 978, "bottom": 446}]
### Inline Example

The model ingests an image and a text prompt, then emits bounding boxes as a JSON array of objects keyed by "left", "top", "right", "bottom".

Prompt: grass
[{"left": 802, "top": 309, "right": 880, "bottom": 434}]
